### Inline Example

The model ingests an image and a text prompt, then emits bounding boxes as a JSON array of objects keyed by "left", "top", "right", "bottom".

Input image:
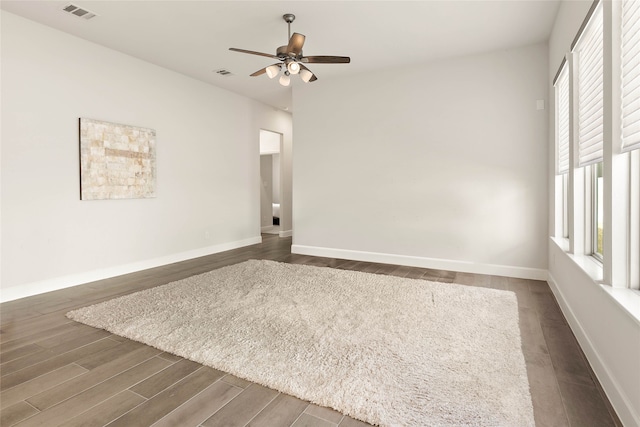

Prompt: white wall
[
  {"left": 292, "top": 43, "right": 549, "bottom": 279},
  {"left": 0, "top": 11, "right": 292, "bottom": 301},
  {"left": 547, "top": 2, "right": 640, "bottom": 425}
]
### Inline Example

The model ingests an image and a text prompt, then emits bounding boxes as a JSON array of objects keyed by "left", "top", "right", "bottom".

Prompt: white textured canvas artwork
[{"left": 79, "top": 118, "right": 156, "bottom": 200}]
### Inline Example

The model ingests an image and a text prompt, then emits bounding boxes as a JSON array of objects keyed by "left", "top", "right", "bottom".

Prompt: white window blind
[
  {"left": 576, "top": 3, "right": 604, "bottom": 166},
  {"left": 622, "top": 0, "right": 640, "bottom": 152},
  {"left": 556, "top": 65, "right": 570, "bottom": 174}
]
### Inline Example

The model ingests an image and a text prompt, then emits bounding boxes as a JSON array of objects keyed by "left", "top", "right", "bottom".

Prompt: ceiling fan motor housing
[{"left": 277, "top": 45, "right": 301, "bottom": 58}]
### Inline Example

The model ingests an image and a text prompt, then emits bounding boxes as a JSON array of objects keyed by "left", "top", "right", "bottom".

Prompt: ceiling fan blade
[
  {"left": 287, "top": 33, "right": 306, "bottom": 55},
  {"left": 250, "top": 67, "right": 267, "bottom": 77},
  {"left": 300, "top": 55, "right": 351, "bottom": 64},
  {"left": 250, "top": 63, "right": 281, "bottom": 77},
  {"left": 229, "top": 48, "right": 280, "bottom": 60},
  {"left": 299, "top": 64, "right": 318, "bottom": 82}
]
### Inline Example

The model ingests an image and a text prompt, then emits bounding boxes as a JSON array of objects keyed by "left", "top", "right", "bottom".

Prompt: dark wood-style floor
[{"left": 0, "top": 235, "right": 622, "bottom": 427}]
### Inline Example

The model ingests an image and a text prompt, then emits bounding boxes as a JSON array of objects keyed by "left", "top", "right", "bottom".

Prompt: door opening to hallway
[{"left": 260, "top": 129, "right": 283, "bottom": 235}]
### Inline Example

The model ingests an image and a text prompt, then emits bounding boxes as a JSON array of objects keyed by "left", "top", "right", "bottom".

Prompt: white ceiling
[{"left": 1, "top": 0, "right": 561, "bottom": 111}]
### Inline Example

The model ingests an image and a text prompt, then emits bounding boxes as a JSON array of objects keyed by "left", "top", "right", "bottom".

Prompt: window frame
[
  {"left": 630, "top": 149, "right": 640, "bottom": 290},
  {"left": 563, "top": 173, "right": 569, "bottom": 239}
]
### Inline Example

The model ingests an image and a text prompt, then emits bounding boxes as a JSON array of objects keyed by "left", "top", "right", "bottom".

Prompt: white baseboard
[
  {"left": 0, "top": 236, "right": 262, "bottom": 303},
  {"left": 291, "top": 245, "right": 547, "bottom": 280},
  {"left": 261, "top": 225, "right": 274, "bottom": 232},
  {"left": 547, "top": 272, "right": 640, "bottom": 427},
  {"left": 279, "top": 229, "right": 292, "bottom": 238}
]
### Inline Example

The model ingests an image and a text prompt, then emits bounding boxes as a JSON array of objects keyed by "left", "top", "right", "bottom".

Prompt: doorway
[{"left": 260, "top": 130, "right": 282, "bottom": 235}]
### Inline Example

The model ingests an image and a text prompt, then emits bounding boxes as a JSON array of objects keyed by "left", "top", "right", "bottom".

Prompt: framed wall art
[{"left": 79, "top": 118, "right": 156, "bottom": 200}]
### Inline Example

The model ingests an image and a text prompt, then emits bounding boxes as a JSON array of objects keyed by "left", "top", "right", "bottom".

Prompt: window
[
  {"left": 575, "top": 3, "right": 604, "bottom": 260},
  {"left": 630, "top": 149, "right": 639, "bottom": 289},
  {"left": 563, "top": 174, "right": 569, "bottom": 238},
  {"left": 555, "top": 64, "right": 570, "bottom": 239},
  {"left": 622, "top": 0, "right": 640, "bottom": 288},
  {"left": 592, "top": 161, "right": 604, "bottom": 260},
  {"left": 576, "top": 3, "right": 604, "bottom": 168},
  {"left": 583, "top": 161, "right": 604, "bottom": 261},
  {"left": 552, "top": 0, "right": 640, "bottom": 290},
  {"left": 621, "top": 0, "right": 640, "bottom": 153},
  {"left": 556, "top": 65, "right": 570, "bottom": 174}
]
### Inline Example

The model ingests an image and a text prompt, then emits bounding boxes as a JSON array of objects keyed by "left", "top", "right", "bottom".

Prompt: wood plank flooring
[{"left": 0, "top": 235, "right": 622, "bottom": 426}]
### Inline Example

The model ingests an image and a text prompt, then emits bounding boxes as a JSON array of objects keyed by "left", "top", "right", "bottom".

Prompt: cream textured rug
[{"left": 67, "top": 259, "right": 534, "bottom": 426}]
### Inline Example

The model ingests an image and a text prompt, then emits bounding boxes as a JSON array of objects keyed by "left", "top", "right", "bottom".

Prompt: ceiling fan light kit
[
  {"left": 266, "top": 64, "right": 281, "bottom": 79},
  {"left": 287, "top": 60, "right": 300, "bottom": 75},
  {"left": 229, "top": 13, "right": 350, "bottom": 86},
  {"left": 279, "top": 72, "right": 291, "bottom": 86},
  {"left": 299, "top": 68, "right": 314, "bottom": 83}
]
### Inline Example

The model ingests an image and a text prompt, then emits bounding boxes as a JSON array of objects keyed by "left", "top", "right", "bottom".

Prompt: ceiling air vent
[
  {"left": 62, "top": 4, "right": 97, "bottom": 20},
  {"left": 214, "top": 69, "right": 233, "bottom": 76}
]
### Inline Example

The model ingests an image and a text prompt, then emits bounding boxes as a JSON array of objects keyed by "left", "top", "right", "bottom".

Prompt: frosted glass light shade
[
  {"left": 300, "top": 69, "right": 313, "bottom": 83},
  {"left": 279, "top": 73, "right": 290, "bottom": 86},
  {"left": 287, "top": 61, "right": 300, "bottom": 75},
  {"left": 266, "top": 64, "right": 281, "bottom": 79}
]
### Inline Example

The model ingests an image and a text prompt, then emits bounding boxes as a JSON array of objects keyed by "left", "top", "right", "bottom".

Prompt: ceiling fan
[{"left": 229, "top": 14, "right": 350, "bottom": 86}]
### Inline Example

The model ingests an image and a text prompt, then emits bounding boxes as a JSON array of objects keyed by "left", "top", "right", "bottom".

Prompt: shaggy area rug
[{"left": 67, "top": 259, "right": 534, "bottom": 426}]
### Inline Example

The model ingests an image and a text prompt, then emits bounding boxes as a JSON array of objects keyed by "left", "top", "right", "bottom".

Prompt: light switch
[{"left": 536, "top": 99, "right": 545, "bottom": 110}]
